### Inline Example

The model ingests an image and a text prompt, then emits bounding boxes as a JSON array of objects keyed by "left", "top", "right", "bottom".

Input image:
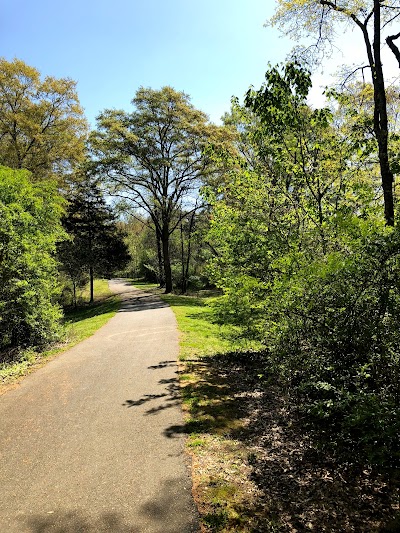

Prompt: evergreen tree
[{"left": 59, "top": 179, "right": 129, "bottom": 304}]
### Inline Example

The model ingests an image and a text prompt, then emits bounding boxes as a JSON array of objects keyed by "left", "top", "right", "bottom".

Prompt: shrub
[{"left": 0, "top": 166, "right": 65, "bottom": 351}]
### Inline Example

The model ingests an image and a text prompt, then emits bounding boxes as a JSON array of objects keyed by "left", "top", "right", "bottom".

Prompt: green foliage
[
  {"left": 0, "top": 166, "right": 65, "bottom": 350},
  {"left": 206, "top": 63, "right": 400, "bottom": 470},
  {"left": 0, "top": 58, "right": 87, "bottom": 185}
]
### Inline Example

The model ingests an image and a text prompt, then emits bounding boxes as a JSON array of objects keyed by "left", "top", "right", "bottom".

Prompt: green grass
[
  {"left": 129, "top": 279, "right": 262, "bottom": 531},
  {"left": 131, "top": 280, "right": 255, "bottom": 360},
  {"left": 161, "top": 295, "right": 242, "bottom": 360},
  {"left": 0, "top": 279, "right": 120, "bottom": 387}
]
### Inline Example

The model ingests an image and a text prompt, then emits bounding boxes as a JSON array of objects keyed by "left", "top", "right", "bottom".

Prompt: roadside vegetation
[
  {"left": 0, "top": 280, "right": 120, "bottom": 391},
  {"left": 133, "top": 281, "right": 400, "bottom": 532}
]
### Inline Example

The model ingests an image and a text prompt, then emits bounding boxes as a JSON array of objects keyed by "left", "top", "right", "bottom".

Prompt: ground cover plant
[{"left": 134, "top": 281, "right": 400, "bottom": 531}]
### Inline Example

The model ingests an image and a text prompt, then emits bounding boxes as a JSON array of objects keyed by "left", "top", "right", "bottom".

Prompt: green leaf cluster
[
  {"left": 0, "top": 58, "right": 88, "bottom": 185},
  {"left": 206, "top": 63, "right": 399, "bottom": 469},
  {"left": 0, "top": 166, "right": 65, "bottom": 350}
]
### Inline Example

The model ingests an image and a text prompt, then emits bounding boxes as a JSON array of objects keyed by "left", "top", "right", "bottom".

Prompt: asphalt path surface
[{"left": 0, "top": 280, "right": 199, "bottom": 532}]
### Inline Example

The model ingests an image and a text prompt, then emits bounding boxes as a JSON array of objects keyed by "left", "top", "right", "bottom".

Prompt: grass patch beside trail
[
  {"left": 131, "top": 280, "right": 400, "bottom": 532},
  {"left": 131, "top": 280, "right": 263, "bottom": 531},
  {"left": 131, "top": 280, "right": 254, "bottom": 360},
  {"left": 161, "top": 294, "right": 244, "bottom": 360},
  {"left": 63, "top": 279, "right": 120, "bottom": 344},
  {"left": 0, "top": 279, "right": 120, "bottom": 390}
]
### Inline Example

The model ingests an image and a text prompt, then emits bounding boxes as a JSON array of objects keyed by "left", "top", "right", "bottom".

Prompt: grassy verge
[
  {"left": 131, "top": 280, "right": 263, "bottom": 531},
  {"left": 131, "top": 281, "right": 256, "bottom": 360},
  {"left": 131, "top": 280, "right": 400, "bottom": 532},
  {"left": 0, "top": 279, "right": 120, "bottom": 391},
  {"left": 63, "top": 280, "right": 120, "bottom": 345}
]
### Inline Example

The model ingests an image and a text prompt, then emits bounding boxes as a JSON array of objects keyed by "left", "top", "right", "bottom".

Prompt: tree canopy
[
  {"left": 0, "top": 58, "right": 87, "bottom": 186},
  {"left": 90, "top": 86, "right": 228, "bottom": 292}
]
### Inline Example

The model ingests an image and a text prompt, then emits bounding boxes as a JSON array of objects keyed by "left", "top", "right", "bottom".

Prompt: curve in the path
[{"left": 0, "top": 280, "right": 199, "bottom": 533}]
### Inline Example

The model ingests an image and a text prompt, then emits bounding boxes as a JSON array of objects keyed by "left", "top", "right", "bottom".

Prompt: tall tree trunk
[
  {"left": 320, "top": 0, "right": 395, "bottom": 225},
  {"left": 89, "top": 266, "right": 94, "bottom": 303},
  {"left": 372, "top": 0, "right": 394, "bottom": 226},
  {"left": 73, "top": 280, "right": 77, "bottom": 308},
  {"left": 162, "top": 226, "right": 173, "bottom": 294},
  {"left": 180, "top": 222, "right": 186, "bottom": 294},
  {"left": 184, "top": 211, "right": 196, "bottom": 292},
  {"left": 156, "top": 227, "right": 165, "bottom": 288}
]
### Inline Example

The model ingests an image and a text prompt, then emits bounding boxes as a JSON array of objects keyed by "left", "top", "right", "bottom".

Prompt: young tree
[
  {"left": 0, "top": 166, "right": 65, "bottom": 350},
  {"left": 245, "top": 63, "right": 357, "bottom": 252},
  {"left": 59, "top": 179, "right": 130, "bottom": 304},
  {"left": 0, "top": 58, "right": 88, "bottom": 186},
  {"left": 90, "top": 86, "right": 227, "bottom": 293},
  {"left": 271, "top": 1, "right": 400, "bottom": 225}
]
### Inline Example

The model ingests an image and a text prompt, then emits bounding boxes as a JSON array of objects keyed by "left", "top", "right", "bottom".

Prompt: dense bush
[
  {"left": 0, "top": 166, "right": 65, "bottom": 351},
  {"left": 210, "top": 198, "right": 400, "bottom": 468},
  {"left": 269, "top": 223, "right": 400, "bottom": 468}
]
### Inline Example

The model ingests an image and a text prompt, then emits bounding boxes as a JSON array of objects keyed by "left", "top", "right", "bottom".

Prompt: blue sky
[
  {"left": 1, "top": 0, "right": 294, "bottom": 126},
  {"left": 4, "top": 1, "right": 397, "bottom": 127}
]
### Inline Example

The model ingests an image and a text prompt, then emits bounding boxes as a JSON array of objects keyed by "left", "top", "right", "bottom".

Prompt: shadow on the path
[
  {"left": 123, "top": 374, "right": 181, "bottom": 416},
  {"left": 148, "top": 360, "right": 176, "bottom": 370},
  {"left": 108, "top": 279, "right": 170, "bottom": 313},
  {"left": 24, "top": 510, "right": 136, "bottom": 532},
  {"left": 139, "top": 477, "right": 199, "bottom": 533},
  {"left": 24, "top": 479, "right": 199, "bottom": 533},
  {"left": 118, "top": 294, "right": 169, "bottom": 313}
]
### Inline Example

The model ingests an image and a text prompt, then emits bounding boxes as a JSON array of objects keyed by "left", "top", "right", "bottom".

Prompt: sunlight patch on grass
[{"left": 160, "top": 293, "right": 255, "bottom": 361}]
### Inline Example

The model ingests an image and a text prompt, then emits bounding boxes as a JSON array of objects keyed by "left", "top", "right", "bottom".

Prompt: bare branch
[
  {"left": 320, "top": 1, "right": 366, "bottom": 30},
  {"left": 340, "top": 64, "right": 371, "bottom": 88},
  {"left": 386, "top": 31, "right": 400, "bottom": 67}
]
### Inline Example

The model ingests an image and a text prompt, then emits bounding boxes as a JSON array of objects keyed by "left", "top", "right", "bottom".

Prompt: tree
[
  {"left": 0, "top": 166, "right": 65, "bottom": 350},
  {"left": 244, "top": 63, "right": 365, "bottom": 253},
  {"left": 0, "top": 58, "right": 87, "bottom": 185},
  {"left": 59, "top": 179, "right": 130, "bottom": 304},
  {"left": 206, "top": 72, "right": 400, "bottom": 468},
  {"left": 90, "top": 86, "right": 227, "bottom": 293},
  {"left": 271, "top": 1, "right": 400, "bottom": 225}
]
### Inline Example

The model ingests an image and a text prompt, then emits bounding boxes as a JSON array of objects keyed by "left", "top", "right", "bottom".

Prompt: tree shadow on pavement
[
  {"left": 118, "top": 294, "right": 169, "bottom": 313},
  {"left": 24, "top": 480, "right": 200, "bottom": 533},
  {"left": 139, "top": 477, "right": 199, "bottom": 533},
  {"left": 24, "top": 510, "right": 137, "bottom": 533},
  {"left": 123, "top": 363, "right": 182, "bottom": 416}
]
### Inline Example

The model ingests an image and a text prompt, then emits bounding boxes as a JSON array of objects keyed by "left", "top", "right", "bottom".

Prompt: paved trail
[{"left": 0, "top": 280, "right": 198, "bottom": 532}]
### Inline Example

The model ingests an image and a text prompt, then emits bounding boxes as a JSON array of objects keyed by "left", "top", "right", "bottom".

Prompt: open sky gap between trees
[{"left": 0, "top": 2, "right": 399, "bottom": 530}]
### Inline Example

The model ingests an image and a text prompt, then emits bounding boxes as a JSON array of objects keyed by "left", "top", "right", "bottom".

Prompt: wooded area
[{"left": 0, "top": 1, "right": 399, "bottom": 529}]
